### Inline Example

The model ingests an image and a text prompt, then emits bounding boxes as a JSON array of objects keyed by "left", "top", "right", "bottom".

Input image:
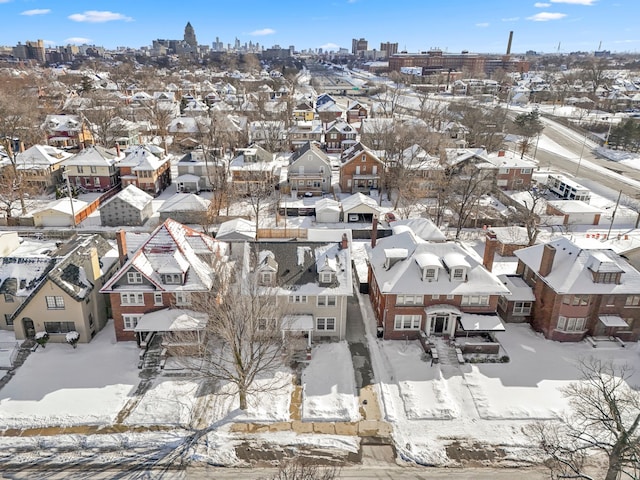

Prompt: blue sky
[{"left": 0, "top": 0, "right": 637, "bottom": 54}]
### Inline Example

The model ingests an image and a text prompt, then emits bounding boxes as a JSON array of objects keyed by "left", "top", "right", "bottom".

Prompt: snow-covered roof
[
  {"left": 216, "top": 218, "right": 256, "bottom": 241},
  {"left": 134, "top": 308, "right": 208, "bottom": 332},
  {"left": 341, "top": 192, "right": 380, "bottom": 214},
  {"left": 33, "top": 198, "right": 88, "bottom": 216},
  {"left": 515, "top": 237, "right": 640, "bottom": 295},
  {"left": 390, "top": 218, "right": 446, "bottom": 242},
  {"left": 459, "top": 313, "right": 505, "bottom": 332},
  {"left": 62, "top": 146, "right": 119, "bottom": 167},
  {"left": 159, "top": 193, "right": 210, "bottom": 213},
  {"left": 497, "top": 274, "right": 536, "bottom": 302},
  {"left": 102, "top": 184, "right": 153, "bottom": 211},
  {"left": 367, "top": 230, "right": 509, "bottom": 296},
  {"left": 15, "top": 145, "right": 73, "bottom": 169}
]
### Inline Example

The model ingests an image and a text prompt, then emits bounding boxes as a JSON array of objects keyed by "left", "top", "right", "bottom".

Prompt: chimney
[
  {"left": 539, "top": 243, "right": 556, "bottom": 277},
  {"left": 115, "top": 143, "right": 121, "bottom": 157},
  {"left": 116, "top": 230, "right": 128, "bottom": 265},
  {"left": 340, "top": 233, "right": 348, "bottom": 250},
  {"left": 87, "top": 246, "right": 101, "bottom": 281},
  {"left": 498, "top": 150, "right": 505, "bottom": 157},
  {"left": 371, "top": 215, "right": 379, "bottom": 248},
  {"left": 483, "top": 230, "right": 498, "bottom": 272}
]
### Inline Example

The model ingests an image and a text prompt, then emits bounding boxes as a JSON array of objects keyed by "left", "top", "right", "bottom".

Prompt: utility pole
[
  {"left": 63, "top": 166, "right": 76, "bottom": 228},
  {"left": 606, "top": 190, "right": 622, "bottom": 241}
]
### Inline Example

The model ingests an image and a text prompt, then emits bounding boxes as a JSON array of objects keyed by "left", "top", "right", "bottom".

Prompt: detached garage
[
  {"left": 341, "top": 192, "right": 380, "bottom": 223},
  {"left": 315, "top": 198, "right": 341, "bottom": 223},
  {"left": 32, "top": 198, "right": 87, "bottom": 227}
]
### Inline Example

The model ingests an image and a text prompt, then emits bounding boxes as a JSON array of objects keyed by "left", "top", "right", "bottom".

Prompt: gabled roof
[
  {"left": 102, "top": 184, "right": 153, "bottom": 211},
  {"left": 118, "top": 145, "right": 167, "bottom": 171},
  {"left": 62, "top": 145, "right": 119, "bottom": 167},
  {"left": 159, "top": 193, "right": 211, "bottom": 213},
  {"left": 341, "top": 192, "right": 380, "bottom": 213},
  {"left": 515, "top": 237, "right": 640, "bottom": 295},
  {"left": 101, "top": 218, "right": 225, "bottom": 293},
  {"left": 289, "top": 141, "right": 331, "bottom": 167},
  {"left": 15, "top": 145, "right": 73, "bottom": 169},
  {"left": 341, "top": 142, "right": 383, "bottom": 166}
]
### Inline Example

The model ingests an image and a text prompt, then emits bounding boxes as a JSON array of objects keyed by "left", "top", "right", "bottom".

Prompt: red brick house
[
  {"left": 61, "top": 145, "right": 122, "bottom": 192},
  {"left": 100, "top": 219, "right": 227, "bottom": 347},
  {"left": 339, "top": 142, "right": 384, "bottom": 194},
  {"left": 514, "top": 237, "right": 640, "bottom": 342},
  {"left": 324, "top": 120, "right": 357, "bottom": 154},
  {"left": 367, "top": 228, "right": 509, "bottom": 340},
  {"left": 485, "top": 151, "right": 535, "bottom": 190},
  {"left": 346, "top": 101, "right": 368, "bottom": 125}
]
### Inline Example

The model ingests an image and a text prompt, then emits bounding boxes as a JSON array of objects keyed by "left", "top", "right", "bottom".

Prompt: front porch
[{"left": 134, "top": 308, "right": 208, "bottom": 355}]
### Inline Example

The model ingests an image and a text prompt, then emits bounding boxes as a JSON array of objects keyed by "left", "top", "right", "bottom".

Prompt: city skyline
[{"left": 0, "top": 0, "right": 638, "bottom": 54}]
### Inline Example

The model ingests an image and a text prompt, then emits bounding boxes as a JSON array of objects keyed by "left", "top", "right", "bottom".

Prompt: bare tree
[
  {"left": 528, "top": 358, "right": 640, "bottom": 480},
  {"left": 448, "top": 164, "right": 495, "bottom": 239},
  {"left": 265, "top": 458, "right": 340, "bottom": 480},
  {"left": 0, "top": 166, "right": 43, "bottom": 220},
  {"left": 510, "top": 185, "right": 549, "bottom": 246},
  {"left": 168, "top": 264, "right": 292, "bottom": 411}
]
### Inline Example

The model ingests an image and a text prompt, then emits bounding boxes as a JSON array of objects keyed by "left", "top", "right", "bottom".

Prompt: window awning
[
  {"left": 134, "top": 308, "right": 208, "bottom": 333},
  {"left": 599, "top": 315, "right": 629, "bottom": 328},
  {"left": 459, "top": 313, "right": 505, "bottom": 332},
  {"left": 282, "top": 314, "right": 314, "bottom": 331}
]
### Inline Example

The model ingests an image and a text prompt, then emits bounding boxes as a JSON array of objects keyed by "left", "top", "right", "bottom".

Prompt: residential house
[
  {"left": 293, "top": 101, "right": 315, "bottom": 122},
  {"left": 175, "top": 146, "right": 225, "bottom": 193},
  {"left": 248, "top": 120, "right": 287, "bottom": 151},
  {"left": 13, "top": 145, "right": 73, "bottom": 193},
  {"left": 367, "top": 228, "right": 509, "bottom": 340},
  {"left": 229, "top": 144, "right": 279, "bottom": 195},
  {"left": 394, "top": 144, "right": 445, "bottom": 197},
  {"left": 61, "top": 145, "right": 121, "bottom": 192},
  {"left": 339, "top": 142, "right": 383, "bottom": 194},
  {"left": 100, "top": 220, "right": 227, "bottom": 347},
  {"left": 346, "top": 101, "right": 368, "bottom": 125},
  {"left": 0, "top": 256, "right": 57, "bottom": 331},
  {"left": 514, "top": 237, "right": 640, "bottom": 342},
  {"left": 12, "top": 235, "right": 119, "bottom": 343},
  {"left": 288, "top": 121, "right": 324, "bottom": 150},
  {"left": 324, "top": 120, "right": 357, "bottom": 153},
  {"left": 315, "top": 93, "right": 336, "bottom": 108},
  {"left": 42, "top": 114, "right": 93, "bottom": 149},
  {"left": 496, "top": 274, "right": 536, "bottom": 324},
  {"left": 251, "top": 235, "right": 353, "bottom": 341},
  {"left": 118, "top": 145, "right": 171, "bottom": 196},
  {"left": 485, "top": 150, "right": 535, "bottom": 190},
  {"left": 316, "top": 101, "right": 344, "bottom": 125},
  {"left": 100, "top": 184, "right": 154, "bottom": 227},
  {"left": 286, "top": 142, "right": 332, "bottom": 196}
]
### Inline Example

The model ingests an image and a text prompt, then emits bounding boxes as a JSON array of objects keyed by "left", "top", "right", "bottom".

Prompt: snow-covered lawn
[
  {"left": 302, "top": 342, "right": 360, "bottom": 422},
  {"left": 371, "top": 321, "right": 640, "bottom": 465},
  {"left": 124, "top": 378, "right": 201, "bottom": 426},
  {"left": 0, "top": 322, "right": 140, "bottom": 428}
]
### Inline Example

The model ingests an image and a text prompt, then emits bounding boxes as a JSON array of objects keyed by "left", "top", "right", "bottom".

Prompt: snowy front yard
[
  {"left": 0, "top": 323, "right": 140, "bottom": 428},
  {"left": 373, "top": 324, "right": 640, "bottom": 466}
]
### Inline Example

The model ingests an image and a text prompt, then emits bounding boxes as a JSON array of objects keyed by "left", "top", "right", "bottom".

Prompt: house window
[
  {"left": 571, "top": 295, "right": 589, "bottom": 306},
  {"left": 432, "top": 294, "right": 440, "bottom": 300},
  {"left": 163, "top": 274, "right": 182, "bottom": 284},
  {"left": 361, "top": 155, "right": 366, "bottom": 162},
  {"left": 44, "top": 321, "right": 75, "bottom": 334},
  {"left": 556, "top": 316, "right": 586, "bottom": 332},
  {"left": 94, "top": 177, "right": 100, "bottom": 186},
  {"left": 317, "top": 295, "right": 337, "bottom": 307},
  {"left": 625, "top": 295, "right": 640, "bottom": 306},
  {"left": 90, "top": 166, "right": 97, "bottom": 174},
  {"left": 175, "top": 292, "right": 191, "bottom": 306},
  {"left": 316, "top": 317, "right": 336, "bottom": 331},
  {"left": 394, "top": 314, "right": 421, "bottom": 330},
  {"left": 45, "top": 296, "right": 65, "bottom": 309},
  {"left": 320, "top": 272, "right": 333, "bottom": 284},
  {"left": 461, "top": 295, "right": 490, "bottom": 306},
  {"left": 446, "top": 294, "right": 454, "bottom": 300},
  {"left": 260, "top": 272, "right": 273, "bottom": 285},
  {"left": 521, "top": 168, "right": 532, "bottom": 174},
  {"left": 154, "top": 293, "right": 163, "bottom": 306},
  {"left": 4, "top": 294, "right": 14, "bottom": 303},
  {"left": 77, "top": 166, "right": 84, "bottom": 174},
  {"left": 513, "top": 301, "right": 532, "bottom": 315},
  {"left": 289, "top": 295, "right": 307, "bottom": 304},
  {"left": 453, "top": 269, "right": 464, "bottom": 280},
  {"left": 127, "top": 271, "right": 143, "bottom": 284},
  {"left": 122, "top": 315, "right": 141, "bottom": 331},
  {"left": 396, "top": 295, "right": 423, "bottom": 306},
  {"left": 120, "top": 292, "right": 144, "bottom": 306},
  {"left": 498, "top": 168, "right": 510, "bottom": 174},
  {"left": 596, "top": 272, "right": 619, "bottom": 284},
  {"left": 5, "top": 313, "right": 13, "bottom": 326},
  {"left": 425, "top": 269, "right": 436, "bottom": 280}
]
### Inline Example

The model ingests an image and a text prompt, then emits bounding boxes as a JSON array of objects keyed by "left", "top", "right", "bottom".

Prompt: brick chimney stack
[
  {"left": 371, "top": 215, "right": 378, "bottom": 248},
  {"left": 483, "top": 230, "right": 498, "bottom": 272},
  {"left": 539, "top": 243, "right": 556, "bottom": 277},
  {"left": 341, "top": 233, "right": 349, "bottom": 250},
  {"left": 116, "top": 230, "right": 128, "bottom": 265}
]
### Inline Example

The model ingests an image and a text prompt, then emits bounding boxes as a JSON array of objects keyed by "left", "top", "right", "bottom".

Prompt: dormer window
[
  {"left": 425, "top": 268, "right": 436, "bottom": 280},
  {"left": 162, "top": 273, "right": 182, "bottom": 284},
  {"left": 260, "top": 272, "right": 273, "bottom": 285},
  {"left": 320, "top": 272, "right": 333, "bottom": 284},
  {"left": 453, "top": 268, "right": 464, "bottom": 280}
]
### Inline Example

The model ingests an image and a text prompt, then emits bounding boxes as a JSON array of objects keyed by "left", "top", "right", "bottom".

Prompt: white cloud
[
  {"left": 476, "top": 22, "right": 490, "bottom": 27},
  {"left": 21, "top": 9, "right": 51, "bottom": 16},
  {"left": 0, "top": 0, "right": 12, "bottom": 4},
  {"left": 320, "top": 43, "right": 340, "bottom": 50},
  {"left": 551, "top": 0, "right": 596, "bottom": 4},
  {"left": 528, "top": 11, "right": 567, "bottom": 21},
  {"left": 65, "top": 37, "right": 92, "bottom": 44},
  {"left": 249, "top": 28, "right": 275, "bottom": 36},
  {"left": 68, "top": 11, "right": 132, "bottom": 23},
  {"left": 502, "top": 17, "right": 520, "bottom": 21},
  {"left": 534, "top": 2, "right": 551, "bottom": 6}
]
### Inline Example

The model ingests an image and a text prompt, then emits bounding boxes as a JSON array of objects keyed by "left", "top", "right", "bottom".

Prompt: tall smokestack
[{"left": 506, "top": 31, "right": 514, "bottom": 55}]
